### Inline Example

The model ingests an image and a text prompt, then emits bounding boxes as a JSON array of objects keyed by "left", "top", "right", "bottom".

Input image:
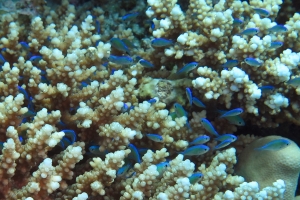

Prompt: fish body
[
  {"left": 151, "top": 38, "right": 173, "bottom": 47},
  {"left": 219, "top": 108, "right": 243, "bottom": 118},
  {"left": 128, "top": 143, "right": 141, "bottom": 163},
  {"left": 177, "top": 62, "right": 198, "bottom": 74},
  {"left": 180, "top": 144, "right": 210, "bottom": 156},
  {"left": 18, "top": 86, "right": 29, "bottom": 100},
  {"left": 110, "top": 38, "right": 130, "bottom": 54},
  {"left": 239, "top": 28, "right": 259, "bottom": 36},
  {"left": 62, "top": 130, "right": 76, "bottom": 144},
  {"left": 139, "top": 59, "right": 154, "bottom": 68},
  {"left": 89, "top": 145, "right": 108, "bottom": 156},
  {"left": 287, "top": 77, "right": 300, "bottom": 87},
  {"left": 259, "top": 85, "right": 275, "bottom": 93},
  {"left": 215, "top": 134, "right": 237, "bottom": 142},
  {"left": 214, "top": 139, "right": 234, "bottom": 150},
  {"left": 174, "top": 103, "right": 187, "bottom": 117},
  {"left": 192, "top": 97, "right": 206, "bottom": 108},
  {"left": 29, "top": 55, "right": 43, "bottom": 62},
  {"left": 108, "top": 55, "right": 133, "bottom": 65},
  {"left": 156, "top": 161, "right": 170, "bottom": 176},
  {"left": 121, "top": 103, "right": 128, "bottom": 113},
  {"left": 269, "top": 41, "right": 283, "bottom": 49},
  {"left": 200, "top": 118, "right": 219, "bottom": 136},
  {"left": 255, "top": 138, "right": 291, "bottom": 151},
  {"left": 147, "top": 98, "right": 157, "bottom": 104},
  {"left": 268, "top": 25, "right": 287, "bottom": 33},
  {"left": 95, "top": 20, "right": 100, "bottom": 34},
  {"left": 186, "top": 88, "right": 192, "bottom": 106},
  {"left": 244, "top": 58, "right": 262, "bottom": 67},
  {"left": 122, "top": 12, "right": 139, "bottom": 21},
  {"left": 253, "top": 8, "right": 270, "bottom": 17},
  {"left": 189, "top": 135, "right": 210, "bottom": 145},
  {"left": 221, "top": 60, "right": 238, "bottom": 68},
  {"left": 233, "top": 18, "right": 243, "bottom": 26},
  {"left": 146, "top": 133, "right": 164, "bottom": 142},
  {"left": 188, "top": 172, "right": 203, "bottom": 184},
  {"left": 122, "top": 39, "right": 136, "bottom": 49}
]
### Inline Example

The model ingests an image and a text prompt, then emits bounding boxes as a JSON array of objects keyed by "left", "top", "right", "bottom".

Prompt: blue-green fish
[
  {"left": 151, "top": 38, "right": 173, "bottom": 48},
  {"left": 128, "top": 143, "right": 141, "bottom": 163},
  {"left": 89, "top": 145, "right": 108, "bottom": 156},
  {"left": 117, "top": 159, "right": 133, "bottom": 177},
  {"left": 233, "top": 18, "right": 243, "bottom": 26},
  {"left": 122, "top": 12, "right": 139, "bottom": 21},
  {"left": 259, "top": 85, "right": 275, "bottom": 93},
  {"left": 156, "top": 161, "right": 170, "bottom": 176},
  {"left": 192, "top": 97, "right": 206, "bottom": 108},
  {"left": 253, "top": 8, "right": 270, "bottom": 17},
  {"left": 269, "top": 41, "right": 283, "bottom": 49},
  {"left": 180, "top": 144, "right": 210, "bottom": 156},
  {"left": 244, "top": 58, "right": 262, "bottom": 67},
  {"left": 219, "top": 108, "right": 243, "bottom": 118},
  {"left": 174, "top": 103, "right": 187, "bottom": 117},
  {"left": 287, "top": 77, "right": 300, "bottom": 87},
  {"left": 59, "top": 137, "right": 72, "bottom": 149},
  {"left": 189, "top": 135, "right": 210, "bottom": 145},
  {"left": 169, "top": 112, "right": 177, "bottom": 120},
  {"left": 238, "top": 28, "right": 259, "bottom": 36},
  {"left": 221, "top": 60, "right": 238, "bottom": 68},
  {"left": 188, "top": 172, "right": 203, "bottom": 184},
  {"left": 213, "top": 139, "right": 234, "bottom": 150},
  {"left": 18, "top": 86, "right": 29, "bottom": 100},
  {"left": 215, "top": 134, "right": 237, "bottom": 142},
  {"left": 186, "top": 88, "right": 192, "bottom": 106},
  {"left": 200, "top": 118, "right": 219, "bottom": 136},
  {"left": 110, "top": 38, "right": 130, "bottom": 54},
  {"left": 268, "top": 25, "right": 287, "bottom": 33},
  {"left": 62, "top": 130, "right": 76, "bottom": 144},
  {"left": 146, "top": 133, "right": 164, "bottom": 142},
  {"left": 108, "top": 55, "right": 133, "bottom": 65},
  {"left": 255, "top": 138, "right": 291, "bottom": 151},
  {"left": 0, "top": 141, "right": 4, "bottom": 151},
  {"left": 29, "top": 55, "right": 43, "bottom": 62},
  {"left": 177, "top": 62, "right": 198, "bottom": 74},
  {"left": 122, "top": 39, "right": 137, "bottom": 49},
  {"left": 218, "top": 110, "right": 245, "bottom": 126},
  {"left": 139, "top": 59, "right": 154, "bottom": 68},
  {"left": 20, "top": 41, "right": 30, "bottom": 50}
]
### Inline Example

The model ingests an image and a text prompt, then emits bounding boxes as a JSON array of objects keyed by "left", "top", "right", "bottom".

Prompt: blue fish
[
  {"left": 255, "top": 138, "right": 291, "bottom": 151},
  {"left": 219, "top": 108, "right": 243, "bottom": 118},
  {"left": 186, "top": 88, "right": 192, "bottom": 106},
  {"left": 268, "top": 25, "right": 287, "bottom": 33},
  {"left": 253, "top": 8, "right": 270, "bottom": 17},
  {"left": 146, "top": 20, "right": 155, "bottom": 30},
  {"left": 110, "top": 38, "right": 130, "bottom": 54},
  {"left": 0, "top": 141, "right": 3, "bottom": 151},
  {"left": 20, "top": 41, "right": 30, "bottom": 50},
  {"left": 233, "top": 18, "right": 243, "bottom": 26},
  {"left": 95, "top": 20, "right": 100, "bottom": 34},
  {"left": 221, "top": 60, "right": 238, "bottom": 68},
  {"left": 259, "top": 85, "right": 275, "bottom": 93},
  {"left": 138, "top": 148, "right": 152, "bottom": 157},
  {"left": 108, "top": 55, "right": 133, "bottom": 65},
  {"left": 189, "top": 135, "right": 210, "bottom": 145},
  {"left": 188, "top": 172, "right": 203, "bottom": 184},
  {"left": 89, "top": 145, "right": 109, "bottom": 156},
  {"left": 244, "top": 58, "right": 262, "bottom": 67},
  {"left": 200, "top": 118, "right": 219, "bottom": 136},
  {"left": 62, "top": 130, "right": 76, "bottom": 144},
  {"left": 151, "top": 38, "right": 173, "bottom": 48},
  {"left": 213, "top": 139, "right": 234, "bottom": 150},
  {"left": 128, "top": 143, "right": 141, "bottom": 163},
  {"left": 215, "top": 134, "right": 237, "bottom": 142},
  {"left": 21, "top": 110, "right": 36, "bottom": 119},
  {"left": 61, "top": 137, "right": 72, "bottom": 148},
  {"left": 156, "top": 161, "right": 170, "bottom": 177},
  {"left": 0, "top": 52, "right": 6, "bottom": 63},
  {"left": 174, "top": 103, "right": 187, "bottom": 117},
  {"left": 121, "top": 103, "right": 129, "bottom": 113},
  {"left": 146, "top": 133, "right": 164, "bottom": 143},
  {"left": 269, "top": 41, "right": 283, "bottom": 49},
  {"left": 218, "top": 111, "right": 245, "bottom": 126},
  {"left": 192, "top": 97, "right": 206, "bottom": 108},
  {"left": 122, "top": 12, "right": 139, "bottom": 21},
  {"left": 147, "top": 98, "right": 157, "bottom": 104},
  {"left": 238, "top": 28, "right": 259, "bottom": 36},
  {"left": 180, "top": 144, "right": 210, "bottom": 156},
  {"left": 117, "top": 161, "right": 132, "bottom": 177},
  {"left": 29, "top": 55, "right": 43, "bottom": 62},
  {"left": 18, "top": 86, "right": 29, "bottom": 100},
  {"left": 139, "top": 59, "right": 154, "bottom": 68},
  {"left": 177, "top": 62, "right": 198, "bottom": 74},
  {"left": 122, "top": 39, "right": 136, "bottom": 49},
  {"left": 287, "top": 77, "right": 300, "bottom": 87}
]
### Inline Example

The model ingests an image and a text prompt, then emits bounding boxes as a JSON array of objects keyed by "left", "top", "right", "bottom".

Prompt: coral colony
[{"left": 0, "top": 0, "right": 299, "bottom": 199}]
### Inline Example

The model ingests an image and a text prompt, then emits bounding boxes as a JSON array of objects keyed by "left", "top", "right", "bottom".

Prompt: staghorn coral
[{"left": 0, "top": 0, "right": 298, "bottom": 199}]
